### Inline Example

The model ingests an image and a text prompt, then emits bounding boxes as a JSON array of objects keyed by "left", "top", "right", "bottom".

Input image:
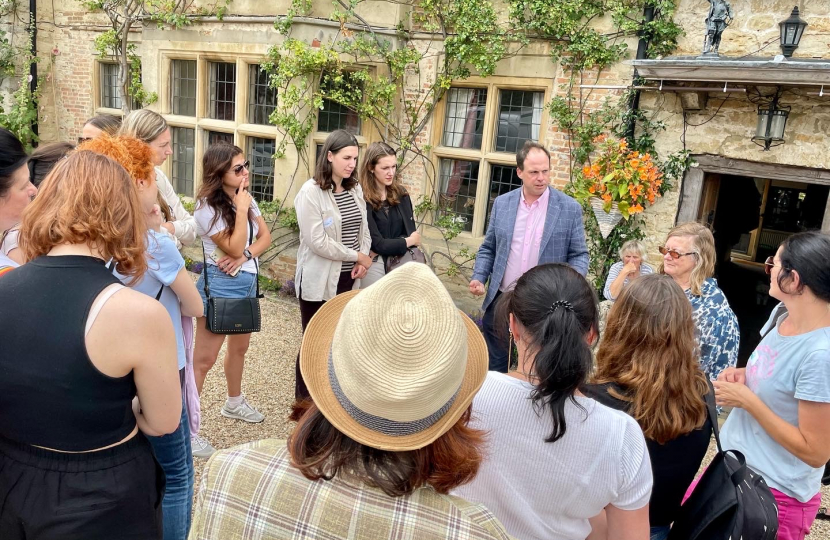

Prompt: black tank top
[{"left": 0, "top": 255, "right": 137, "bottom": 451}]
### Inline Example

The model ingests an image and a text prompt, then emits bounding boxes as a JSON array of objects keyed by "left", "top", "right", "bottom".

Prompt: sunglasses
[
  {"left": 77, "top": 137, "right": 92, "bottom": 144},
  {"left": 658, "top": 246, "right": 698, "bottom": 260},
  {"left": 764, "top": 256, "right": 784, "bottom": 275},
  {"left": 232, "top": 160, "right": 250, "bottom": 175}
]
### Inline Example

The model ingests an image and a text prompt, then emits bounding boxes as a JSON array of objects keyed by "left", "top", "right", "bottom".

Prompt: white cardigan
[
  {"left": 156, "top": 167, "right": 198, "bottom": 248},
  {"left": 294, "top": 179, "right": 371, "bottom": 302}
]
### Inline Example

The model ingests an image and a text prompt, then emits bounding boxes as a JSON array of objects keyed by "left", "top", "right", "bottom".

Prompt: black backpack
[{"left": 667, "top": 384, "right": 778, "bottom": 540}]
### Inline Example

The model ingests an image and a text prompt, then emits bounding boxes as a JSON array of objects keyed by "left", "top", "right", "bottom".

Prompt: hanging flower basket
[
  {"left": 570, "top": 136, "right": 666, "bottom": 239},
  {"left": 590, "top": 197, "right": 624, "bottom": 239}
]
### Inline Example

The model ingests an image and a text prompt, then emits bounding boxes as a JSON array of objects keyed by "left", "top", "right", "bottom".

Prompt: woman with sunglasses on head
[
  {"left": 712, "top": 232, "right": 830, "bottom": 540},
  {"left": 357, "top": 142, "right": 420, "bottom": 288},
  {"left": 293, "top": 129, "right": 372, "bottom": 404},
  {"left": 453, "top": 263, "right": 652, "bottom": 540},
  {"left": 584, "top": 274, "right": 713, "bottom": 540},
  {"left": 659, "top": 222, "right": 739, "bottom": 380},
  {"left": 120, "top": 109, "right": 197, "bottom": 248},
  {"left": 0, "top": 127, "right": 37, "bottom": 270},
  {"left": 191, "top": 143, "right": 271, "bottom": 459}
]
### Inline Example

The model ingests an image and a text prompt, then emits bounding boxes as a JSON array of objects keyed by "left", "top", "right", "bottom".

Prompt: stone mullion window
[{"left": 431, "top": 81, "right": 549, "bottom": 237}]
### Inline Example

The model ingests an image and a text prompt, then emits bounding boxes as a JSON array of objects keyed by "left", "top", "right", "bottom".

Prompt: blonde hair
[
  {"left": 619, "top": 239, "right": 647, "bottom": 260},
  {"left": 659, "top": 222, "right": 715, "bottom": 296},
  {"left": 119, "top": 109, "right": 168, "bottom": 144},
  {"left": 19, "top": 151, "right": 147, "bottom": 280},
  {"left": 593, "top": 274, "right": 709, "bottom": 444}
]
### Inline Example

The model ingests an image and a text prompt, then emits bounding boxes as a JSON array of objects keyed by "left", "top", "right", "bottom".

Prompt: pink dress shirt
[{"left": 499, "top": 188, "right": 549, "bottom": 292}]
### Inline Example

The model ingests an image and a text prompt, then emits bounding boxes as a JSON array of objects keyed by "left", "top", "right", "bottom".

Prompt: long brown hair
[
  {"left": 359, "top": 142, "right": 406, "bottom": 210},
  {"left": 314, "top": 129, "right": 359, "bottom": 191},
  {"left": 593, "top": 274, "right": 709, "bottom": 444},
  {"left": 19, "top": 151, "right": 147, "bottom": 280},
  {"left": 196, "top": 143, "right": 254, "bottom": 237},
  {"left": 288, "top": 400, "right": 484, "bottom": 497}
]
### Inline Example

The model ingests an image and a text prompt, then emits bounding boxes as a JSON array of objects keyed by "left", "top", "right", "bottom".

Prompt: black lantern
[
  {"left": 779, "top": 6, "right": 807, "bottom": 57},
  {"left": 752, "top": 95, "right": 790, "bottom": 151}
]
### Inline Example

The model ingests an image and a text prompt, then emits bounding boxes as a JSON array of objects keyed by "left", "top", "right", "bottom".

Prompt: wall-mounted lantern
[
  {"left": 752, "top": 95, "right": 790, "bottom": 151},
  {"left": 779, "top": 7, "right": 808, "bottom": 58}
]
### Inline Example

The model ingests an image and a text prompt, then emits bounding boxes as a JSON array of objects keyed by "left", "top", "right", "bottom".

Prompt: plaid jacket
[{"left": 189, "top": 439, "right": 514, "bottom": 540}]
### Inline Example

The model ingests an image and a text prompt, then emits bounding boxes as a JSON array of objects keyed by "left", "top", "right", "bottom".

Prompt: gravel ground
[{"left": 192, "top": 292, "right": 830, "bottom": 539}]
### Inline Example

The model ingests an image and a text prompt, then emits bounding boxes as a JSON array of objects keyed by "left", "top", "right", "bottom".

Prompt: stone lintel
[{"left": 630, "top": 56, "right": 830, "bottom": 87}]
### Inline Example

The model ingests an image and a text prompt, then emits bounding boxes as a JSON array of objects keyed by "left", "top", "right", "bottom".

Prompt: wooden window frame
[{"left": 429, "top": 77, "right": 551, "bottom": 238}]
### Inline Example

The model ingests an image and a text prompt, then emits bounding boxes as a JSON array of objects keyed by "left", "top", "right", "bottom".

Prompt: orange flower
[
  {"left": 629, "top": 159, "right": 640, "bottom": 168},
  {"left": 602, "top": 193, "right": 612, "bottom": 203},
  {"left": 588, "top": 185, "right": 596, "bottom": 194}
]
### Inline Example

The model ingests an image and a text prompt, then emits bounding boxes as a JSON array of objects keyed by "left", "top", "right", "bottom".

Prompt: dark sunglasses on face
[
  {"left": 78, "top": 137, "right": 92, "bottom": 144},
  {"left": 232, "top": 160, "right": 250, "bottom": 175},
  {"left": 658, "top": 246, "right": 698, "bottom": 260}
]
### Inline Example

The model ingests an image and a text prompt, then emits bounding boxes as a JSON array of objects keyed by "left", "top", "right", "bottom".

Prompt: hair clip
[{"left": 548, "top": 300, "right": 574, "bottom": 314}]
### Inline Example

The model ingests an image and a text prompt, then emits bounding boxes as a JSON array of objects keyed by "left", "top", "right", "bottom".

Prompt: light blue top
[
  {"left": 116, "top": 229, "right": 186, "bottom": 369},
  {"left": 721, "top": 305, "right": 830, "bottom": 502}
]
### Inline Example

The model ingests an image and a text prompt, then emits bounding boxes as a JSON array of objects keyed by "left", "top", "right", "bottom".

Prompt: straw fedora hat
[{"left": 299, "top": 263, "right": 487, "bottom": 451}]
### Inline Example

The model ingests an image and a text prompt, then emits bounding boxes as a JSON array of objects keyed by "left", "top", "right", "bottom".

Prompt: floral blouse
[{"left": 686, "top": 277, "right": 740, "bottom": 380}]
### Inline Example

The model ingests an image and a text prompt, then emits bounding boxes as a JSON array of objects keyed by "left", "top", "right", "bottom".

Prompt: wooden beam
[
  {"left": 677, "top": 167, "right": 705, "bottom": 223},
  {"left": 693, "top": 154, "right": 830, "bottom": 186}
]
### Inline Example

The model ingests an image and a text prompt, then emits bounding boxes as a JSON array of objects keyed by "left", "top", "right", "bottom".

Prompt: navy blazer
[{"left": 472, "top": 186, "right": 589, "bottom": 311}]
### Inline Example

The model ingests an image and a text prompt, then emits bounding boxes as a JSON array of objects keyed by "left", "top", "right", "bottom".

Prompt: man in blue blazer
[{"left": 470, "top": 141, "right": 589, "bottom": 372}]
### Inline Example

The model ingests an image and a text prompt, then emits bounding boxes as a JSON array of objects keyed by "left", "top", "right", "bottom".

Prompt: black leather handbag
[{"left": 202, "top": 220, "right": 262, "bottom": 334}]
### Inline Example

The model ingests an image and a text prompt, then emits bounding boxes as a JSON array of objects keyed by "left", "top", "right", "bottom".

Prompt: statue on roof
[{"left": 702, "top": 0, "right": 734, "bottom": 56}]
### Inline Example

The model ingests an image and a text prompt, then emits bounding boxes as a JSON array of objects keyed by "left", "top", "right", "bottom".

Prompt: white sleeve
[
  {"left": 612, "top": 417, "right": 653, "bottom": 511},
  {"left": 157, "top": 168, "right": 197, "bottom": 247},
  {"left": 603, "top": 262, "right": 623, "bottom": 301}
]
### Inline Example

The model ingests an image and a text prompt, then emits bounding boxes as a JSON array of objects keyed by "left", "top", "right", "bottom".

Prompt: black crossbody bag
[{"left": 202, "top": 220, "right": 262, "bottom": 334}]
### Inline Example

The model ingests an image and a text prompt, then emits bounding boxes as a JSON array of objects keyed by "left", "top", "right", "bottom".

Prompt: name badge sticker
[{"left": 323, "top": 217, "right": 334, "bottom": 228}]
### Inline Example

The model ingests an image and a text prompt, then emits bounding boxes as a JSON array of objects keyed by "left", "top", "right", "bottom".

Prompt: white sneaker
[
  {"left": 191, "top": 433, "right": 217, "bottom": 459},
  {"left": 221, "top": 397, "right": 265, "bottom": 423}
]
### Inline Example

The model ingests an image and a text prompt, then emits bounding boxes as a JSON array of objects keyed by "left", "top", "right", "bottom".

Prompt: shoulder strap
[
  {"left": 249, "top": 219, "right": 261, "bottom": 298},
  {"left": 201, "top": 240, "right": 211, "bottom": 300},
  {"left": 704, "top": 379, "right": 723, "bottom": 454},
  {"left": 107, "top": 258, "right": 164, "bottom": 301},
  {"left": 761, "top": 303, "right": 788, "bottom": 338}
]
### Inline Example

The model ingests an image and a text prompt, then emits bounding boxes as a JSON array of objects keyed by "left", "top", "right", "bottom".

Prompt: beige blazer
[{"left": 294, "top": 179, "right": 371, "bottom": 301}]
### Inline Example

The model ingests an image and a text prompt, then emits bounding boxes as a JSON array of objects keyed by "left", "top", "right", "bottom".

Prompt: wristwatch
[{"left": 243, "top": 248, "right": 253, "bottom": 260}]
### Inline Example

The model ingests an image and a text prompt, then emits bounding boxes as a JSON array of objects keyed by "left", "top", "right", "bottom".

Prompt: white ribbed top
[{"left": 454, "top": 372, "right": 653, "bottom": 540}]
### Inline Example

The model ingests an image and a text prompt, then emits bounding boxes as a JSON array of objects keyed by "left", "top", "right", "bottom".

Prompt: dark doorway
[{"left": 701, "top": 174, "right": 829, "bottom": 366}]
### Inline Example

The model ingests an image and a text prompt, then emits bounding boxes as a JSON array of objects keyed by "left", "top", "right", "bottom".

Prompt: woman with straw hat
[{"left": 189, "top": 263, "right": 511, "bottom": 540}]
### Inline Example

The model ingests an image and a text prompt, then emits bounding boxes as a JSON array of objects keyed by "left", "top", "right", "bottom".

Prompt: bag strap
[
  {"left": 249, "top": 219, "right": 261, "bottom": 298},
  {"left": 201, "top": 240, "right": 212, "bottom": 300},
  {"left": 704, "top": 379, "right": 723, "bottom": 454}
]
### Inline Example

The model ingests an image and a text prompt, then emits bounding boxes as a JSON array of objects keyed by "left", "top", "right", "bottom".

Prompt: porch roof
[{"left": 629, "top": 56, "right": 830, "bottom": 87}]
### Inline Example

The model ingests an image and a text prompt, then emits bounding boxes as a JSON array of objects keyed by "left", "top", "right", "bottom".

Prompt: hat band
[{"left": 328, "top": 350, "right": 459, "bottom": 437}]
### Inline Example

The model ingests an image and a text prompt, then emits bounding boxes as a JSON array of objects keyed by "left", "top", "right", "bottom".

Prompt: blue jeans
[
  {"left": 650, "top": 525, "right": 671, "bottom": 540},
  {"left": 148, "top": 403, "right": 194, "bottom": 540}
]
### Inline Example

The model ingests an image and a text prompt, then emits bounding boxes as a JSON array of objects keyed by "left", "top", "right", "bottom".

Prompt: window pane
[
  {"left": 171, "top": 60, "right": 197, "bottom": 116},
  {"left": 247, "top": 137, "right": 276, "bottom": 201},
  {"left": 100, "top": 63, "right": 122, "bottom": 110},
  {"left": 171, "top": 127, "right": 195, "bottom": 196},
  {"left": 437, "top": 159, "right": 479, "bottom": 233},
  {"left": 207, "top": 131, "right": 234, "bottom": 146},
  {"left": 248, "top": 64, "right": 277, "bottom": 125},
  {"left": 485, "top": 164, "right": 522, "bottom": 230},
  {"left": 209, "top": 62, "right": 236, "bottom": 121},
  {"left": 494, "top": 90, "right": 544, "bottom": 153},
  {"left": 441, "top": 88, "right": 487, "bottom": 149},
  {"left": 317, "top": 72, "right": 361, "bottom": 134}
]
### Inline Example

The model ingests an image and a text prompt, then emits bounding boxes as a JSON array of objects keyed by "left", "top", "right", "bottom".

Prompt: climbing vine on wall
[
  {"left": 263, "top": 0, "right": 685, "bottom": 281},
  {"left": 0, "top": 0, "right": 41, "bottom": 151}
]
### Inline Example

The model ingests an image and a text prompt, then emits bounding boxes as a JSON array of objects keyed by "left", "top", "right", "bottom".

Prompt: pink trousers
[{"left": 683, "top": 471, "right": 822, "bottom": 540}]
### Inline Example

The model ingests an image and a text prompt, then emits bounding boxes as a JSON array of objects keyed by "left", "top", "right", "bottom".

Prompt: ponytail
[{"left": 498, "top": 263, "right": 598, "bottom": 443}]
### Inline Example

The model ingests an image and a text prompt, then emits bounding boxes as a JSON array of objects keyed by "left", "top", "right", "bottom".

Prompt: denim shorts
[{"left": 196, "top": 264, "right": 257, "bottom": 314}]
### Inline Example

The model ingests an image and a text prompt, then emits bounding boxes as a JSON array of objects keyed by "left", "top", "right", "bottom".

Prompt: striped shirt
[
  {"left": 602, "top": 261, "right": 654, "bottom": 301},
  {"left": 190, "top": 439, "right": 514, "bottom": 540},
  {"left": 333, "top": 190, "right": 361, "bottom": 273}
]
